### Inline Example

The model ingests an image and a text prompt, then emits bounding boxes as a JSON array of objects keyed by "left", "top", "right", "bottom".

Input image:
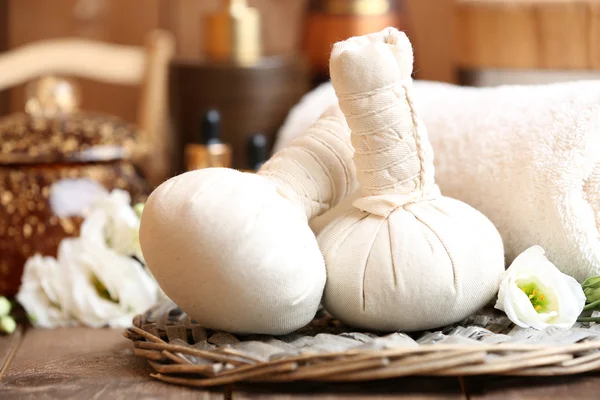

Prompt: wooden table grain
[
  {"left": 1, "top": 326, "right": 600, "bottom": 399},
  {"left": 0, "top": 326, "right": 219, "bottom": 399}
]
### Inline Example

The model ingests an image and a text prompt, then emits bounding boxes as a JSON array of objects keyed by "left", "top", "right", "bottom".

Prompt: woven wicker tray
[{"left": 123, "top": 302, "right": 600, "bottom": 387}]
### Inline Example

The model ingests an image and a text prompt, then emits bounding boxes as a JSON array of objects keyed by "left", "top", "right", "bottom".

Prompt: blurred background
[
  {"left": 0, "top": 0, "right": 456, "bottom": 171},
  {"left": 1, "top": 0, "right": 600, "bottom": 174},
  {"left": 0, "top": 0, "right": 453, "bottom": 114}
]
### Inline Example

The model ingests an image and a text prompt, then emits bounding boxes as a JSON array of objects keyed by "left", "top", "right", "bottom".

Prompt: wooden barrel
[{"left": 169, "top": 55, "right": 310, "bottom": 172}]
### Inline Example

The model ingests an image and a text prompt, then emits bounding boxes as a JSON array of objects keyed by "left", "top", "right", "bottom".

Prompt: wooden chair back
[{"left": 0, "top": 30, "right": 175, "bottom": 186}]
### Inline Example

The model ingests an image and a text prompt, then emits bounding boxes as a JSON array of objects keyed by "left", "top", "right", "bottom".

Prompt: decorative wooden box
[{"left": 0, "top": 77, "right": 150, "bottom": 296}]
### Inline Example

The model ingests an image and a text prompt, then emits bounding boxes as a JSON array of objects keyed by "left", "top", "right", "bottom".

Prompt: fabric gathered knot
[{"left": 352, "top": 185, "right": 441, "bottom": 217}]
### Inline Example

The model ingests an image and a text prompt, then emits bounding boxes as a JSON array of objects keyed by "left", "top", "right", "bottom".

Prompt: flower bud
[
  {"left": 0, "top": 297, "right": 11, "bottom": 317},
  {"left": 0, "top": 316, "right": 16, "bottom": 334},
  {"left": 582, "top": 276, "right": 600, "bottom": 289},
  {"left": 581, "top": 277, "right": 600, "bottom": 303}
]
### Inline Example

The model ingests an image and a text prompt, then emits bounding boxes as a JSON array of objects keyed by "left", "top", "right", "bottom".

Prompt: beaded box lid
[
  {"left": 0, "top": 76, "right": 141, "bottom": 165},
  {"left": 0, "top": 112, "right": 140, "bottom": 165}
]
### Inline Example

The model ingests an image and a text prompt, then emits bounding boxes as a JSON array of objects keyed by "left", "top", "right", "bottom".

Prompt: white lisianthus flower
[
  {"left": 83, "top": 189, "right": 144, "bottom": 261},
  {"left": 16, "top": 254, "right": 76, "bottom": 328},
  {"left": 495, "top": 246, "right": 585, "bottom": 330},
  {"left": 49, "top": 178, "right": 108, "bottom": 218},
  {"left": 58, "top": 237, "right": 158, "bottom": 328},
  {"left": 18, "top": 188, "right": 157, "bottom": 329}
]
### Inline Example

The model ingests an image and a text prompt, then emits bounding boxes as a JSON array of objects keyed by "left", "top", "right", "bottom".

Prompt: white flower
[
  {"left": 49, "top": 178, "right": 108, "bottom": 218},
  {"left": 495, "top": 246, "right": 585, "bottom": 330},
  {"left": 58, "top": 237, "right": 158, "bottom": 328},
  {"left": 82, "top": 189, "right": 144, "bottom": 261},
  {"left": 18, "top": 187, "right": 156, "bottom": 329},
  {"left": 50, "top": 184, "right": 144, "bottom": 260},
  {"left": 16, "top": 254, "right": 76, "bottom": 328}
]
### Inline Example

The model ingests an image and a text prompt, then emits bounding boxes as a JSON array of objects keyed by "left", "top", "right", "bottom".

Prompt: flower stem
[
  {"left": 583, "top": 299, "right": 600, "bottom": 311},
  {"left": 577, "top": 316, "right": 600, "bottom": 323}
]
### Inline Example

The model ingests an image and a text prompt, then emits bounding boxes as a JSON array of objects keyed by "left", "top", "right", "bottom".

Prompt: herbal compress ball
[
  {"left": 319, "top": 27, "right": 505, "bottom": 331},
  {"left": 140, "top": 109, "right": 356, "bottom": 335}
]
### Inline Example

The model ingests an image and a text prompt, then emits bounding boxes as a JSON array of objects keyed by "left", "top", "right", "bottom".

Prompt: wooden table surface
[{"left": 1, "top": 326, "right": 600, "bottom": 399}]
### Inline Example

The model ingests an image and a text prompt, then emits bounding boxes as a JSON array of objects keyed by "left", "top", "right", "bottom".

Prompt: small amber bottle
[
  {"left": 247, "top": 133, "right": 268, "bottom": 172},
  {"left": 204, "top": 0, "right": 262, "bottom": 66},
  {"left": 171, "top": 0, "right": 309, "bottom": 173},
  {"left": 185, "top": 109, "right": 232, "bottom": 170}
]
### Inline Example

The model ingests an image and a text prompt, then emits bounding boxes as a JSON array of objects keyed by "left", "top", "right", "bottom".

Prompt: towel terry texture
[{"left": 275, "top": 80, "right": 600, "bottom": 282}]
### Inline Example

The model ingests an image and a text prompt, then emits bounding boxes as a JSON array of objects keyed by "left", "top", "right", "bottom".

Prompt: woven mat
[{"left": 123, "top": 301, "right": 600, "bottom": 387}]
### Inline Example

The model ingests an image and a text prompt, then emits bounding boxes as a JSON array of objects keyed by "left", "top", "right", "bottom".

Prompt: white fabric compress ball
[
  {"left": 141, "top": 169, "right": 324, "bottom": 334},
  {"left": 140, "top": 111, "right": 356, "bottom": 335},
  {"left": 318, "top": 27, "right": 506, "bottom": 332}
]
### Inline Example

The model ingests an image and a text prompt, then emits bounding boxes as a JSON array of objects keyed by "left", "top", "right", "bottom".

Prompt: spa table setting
[
  {"left": 2, "top": 26, "right": 600, "bottom": 399},
  {"left": 3, "top": 0, "right": 600, "bottom": 393}
]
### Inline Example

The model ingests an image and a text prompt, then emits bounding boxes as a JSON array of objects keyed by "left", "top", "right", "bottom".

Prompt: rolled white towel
[
  {"left": 416, "top": 80, "right": 600, "bottom": 282},
  {"left": 281, "top": 80, "right": 600, "bottom": 281}
]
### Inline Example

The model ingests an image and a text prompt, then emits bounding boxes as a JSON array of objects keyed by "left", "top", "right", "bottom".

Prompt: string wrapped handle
[
  {"left": 258, "top": 107, "right": 357, "bottom": 220},
  {"left": 329, "top": 28, "right": 437, "bottom": 215}
]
